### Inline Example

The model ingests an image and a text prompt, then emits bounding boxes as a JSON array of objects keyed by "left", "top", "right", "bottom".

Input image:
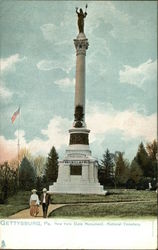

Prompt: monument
[{"left": 49, "top": 6, "right": 105, "bottom": 194}]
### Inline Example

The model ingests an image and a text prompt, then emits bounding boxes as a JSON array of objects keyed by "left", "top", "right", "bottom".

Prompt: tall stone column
[{"left": 73, "top": 33, "right": 89, "bottom": 128}]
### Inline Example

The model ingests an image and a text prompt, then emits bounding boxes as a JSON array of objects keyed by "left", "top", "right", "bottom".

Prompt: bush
[
  {"left": 136, "top": 177, "right": 151, "bottom": 190},
  {"left": 126, "top": 179, "right": 136, "bottom": 189}
]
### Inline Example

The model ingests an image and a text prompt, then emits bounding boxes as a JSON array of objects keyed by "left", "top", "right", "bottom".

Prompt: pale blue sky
[{"left": 0, "top": 0, "right": 157, "bottom": 163}]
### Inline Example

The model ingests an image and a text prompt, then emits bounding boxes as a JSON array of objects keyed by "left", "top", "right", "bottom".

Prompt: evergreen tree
[
  {"left": 146, "top": 140, "right": 157, "bottom": 161},
  {"left": 100, "top": 149, "right": 114, "bottom": 178},
  {"left": 45, "top": 146, "right": 59, "bottom": 185},
  {"left": 130, "top": 160, "right": 143, "bottom": 185},
  {"left": 134, "top": 142, "right": 151, "bottom": 177},
  {"left": 19, "top": 157, "right": 36, "bottom": 190},
  {"left": 115, "top": 152, "right": 130, "bottom": 187},
  {"left": 146, "top": 140, "right": 157, "bottom": 179}
]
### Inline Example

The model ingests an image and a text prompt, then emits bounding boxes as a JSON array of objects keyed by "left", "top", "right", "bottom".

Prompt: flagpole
[
  {"left": 11, "top": 107, "right": 21, "bottom": 188},
  {"left": 17, "top": 107, "right": 20, "bottom": 187}
]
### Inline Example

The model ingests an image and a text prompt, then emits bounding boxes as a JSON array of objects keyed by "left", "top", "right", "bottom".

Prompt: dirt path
[{"left": 9, "top": 204, "right": 65, "bottom": 219}]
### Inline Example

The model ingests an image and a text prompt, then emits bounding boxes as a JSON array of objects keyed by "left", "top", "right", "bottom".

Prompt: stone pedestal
[
  {"left": 49, "top": 129, "right": 105, "bottom": 195},
  {"left": 49, "top": 141, "right": 105, "bottom": 194}
]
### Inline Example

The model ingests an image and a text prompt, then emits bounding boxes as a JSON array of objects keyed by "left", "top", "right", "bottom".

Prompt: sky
[{"left": 0, "top": 0, "right": 157, "bottom": 164}]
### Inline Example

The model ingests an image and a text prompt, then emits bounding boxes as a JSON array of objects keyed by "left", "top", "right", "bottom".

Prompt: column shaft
[{"left": 75, "top": 54, "right": 85, "bottom": 119}]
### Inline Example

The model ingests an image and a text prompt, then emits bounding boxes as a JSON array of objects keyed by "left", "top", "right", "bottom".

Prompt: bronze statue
[{"left": 76, "top": 5, "right": 88, "bottom": 33}]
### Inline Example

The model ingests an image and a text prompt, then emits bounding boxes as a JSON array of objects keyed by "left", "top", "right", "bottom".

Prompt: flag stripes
[{"left": 11, "top": 107, "right": 20, "bottom": 123}]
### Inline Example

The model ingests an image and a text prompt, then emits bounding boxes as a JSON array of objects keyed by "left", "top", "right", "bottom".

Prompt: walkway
[{"left": 9, "top": 204, "right": 65, "bottom": 219}]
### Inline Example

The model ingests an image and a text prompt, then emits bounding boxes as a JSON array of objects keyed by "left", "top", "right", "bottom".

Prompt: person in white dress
[{"left": 30, "top": 189, "right": 40, "bottom": 217}]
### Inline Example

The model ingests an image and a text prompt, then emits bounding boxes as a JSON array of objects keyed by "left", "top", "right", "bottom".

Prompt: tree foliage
[
  {"left": 146, "top": 140, "right": 157, "bottom": 161},
  {"left": 115, "top": 152, "right": 130, "bottom": 187},
  {"left": 129, "top": 160, "right": 143, "bottom": 184},
  {"left": 98, "top": 149, "right": 115, "bottom": 187},
  {"left": 33, "top": 155, "right": 46, "bottom": 177},
  {"left": 100, "top": 149, "right": 114, "bottom": 177},
  {"left": 134, "top": 142, "right": 152, "bottom": 177},
  {"left": 19, "top": 157, "right": 36, "bottom": 190},
  {"left": 9, "top": 147, "right": 33, "bottom": 170},
  {"left": 146, "top": 140, "right": 157, "bottom": 179},
  {"left": 45, "top": 146, "right": 59, "bottom": 185},
  {"left": 0, "top": 162, "right": 18, "bottom": 203}
]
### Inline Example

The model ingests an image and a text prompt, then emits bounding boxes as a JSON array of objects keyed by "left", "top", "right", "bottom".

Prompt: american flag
[{"left": 11, "top": 107, "right": 20, "bottom": 123}]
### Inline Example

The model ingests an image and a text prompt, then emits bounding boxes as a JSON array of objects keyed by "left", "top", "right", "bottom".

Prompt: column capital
[{"left": 74, "top": 37, "right": 89, "bottom": 56}]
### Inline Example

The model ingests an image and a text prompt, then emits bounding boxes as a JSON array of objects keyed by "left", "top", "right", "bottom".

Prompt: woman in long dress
[{"left": 30, "top": 189, "right": 40, "bottom": 217}]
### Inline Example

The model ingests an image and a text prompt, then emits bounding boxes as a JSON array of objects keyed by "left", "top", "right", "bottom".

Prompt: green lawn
[
  {"left": 51, "top": 189, "right": 157, "bottom": 204},
  {"left": 49, "top": 201, "right": 157, "bottom": 218},
  {"left": 0, "top": 191, "right": 30, "bottom": 218},
  {"left": 0, "top": 189, "right": 157, "bottom": 218},
  {"left": 49, "top": 189, "right": 157, "bottom": 218}
]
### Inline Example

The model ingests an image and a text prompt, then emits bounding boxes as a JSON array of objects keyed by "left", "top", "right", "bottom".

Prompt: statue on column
[{"left": 76, "top": 4, "right": 88, "bottom": 33}]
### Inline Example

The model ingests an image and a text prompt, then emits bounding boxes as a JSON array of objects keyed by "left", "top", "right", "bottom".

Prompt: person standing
[
  {"left": 30, "top": 189, "right": 40, "bottom": 217},
  {"left": 41, "top": 188, "right": 50, "bottom": 218}
]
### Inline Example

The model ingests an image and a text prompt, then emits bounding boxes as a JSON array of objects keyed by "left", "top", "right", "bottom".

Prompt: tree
[
  {"left": 134, "top": 142, "right": 151, "bottom": 177},
  {"left": 129, "top": 160, "right": 143, "bottom": 185},
  {"left": 19, "top": 157, "right": 36, "bottom": 190},
  {"left": 33, "top": 155, "right": 46, "bottom": 177},
  {"left": 146, "top": 140, "right": 157, "bottom": 179},
  {"left": 45, "top": 146, "right": 59, "bottom": 185},
  {"left": 115, "top": 152, "right": 130, "bottom": 187},
  {"left": 0, "top": 162, "right": 18, "bottom": 203},
  {"left": 9, "top": 147, "right": 33, "bottom": 170},
  {"left": 35, "top": 176, "right": 43, "bottom": 196},
  {"left": 146, "top": 140, "right": 157, "bottom": 161},
  {"left": 99, "top": 149, "right": 115, "bottom": 187}
]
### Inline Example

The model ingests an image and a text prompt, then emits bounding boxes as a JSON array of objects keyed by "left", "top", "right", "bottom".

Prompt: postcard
[{"left": 0, "top": 0, "right": 157, "bottom": 249}]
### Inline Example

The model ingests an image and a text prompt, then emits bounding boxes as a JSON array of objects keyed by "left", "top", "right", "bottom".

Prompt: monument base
[{"left": 49, "top": 138, "right": 106, "bottom": 195}]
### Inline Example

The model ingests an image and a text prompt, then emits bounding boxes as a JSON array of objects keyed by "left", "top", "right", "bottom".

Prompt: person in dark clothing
[{"left": 40, "top": 188, "right": 50, "bottom": 218}]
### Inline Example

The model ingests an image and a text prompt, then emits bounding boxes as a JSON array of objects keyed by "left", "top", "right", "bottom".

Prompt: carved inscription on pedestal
[
  {"left": 70, "top": 165, "right": 82, "bottom": 175},
  {"left": 69, "top": 133, "right": 89, "bottom": 145}
]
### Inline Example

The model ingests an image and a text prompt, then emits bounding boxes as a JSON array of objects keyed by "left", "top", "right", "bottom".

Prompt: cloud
[
  {"left": 0, "top": 54, "right": 26, "bottom": 73},
  {"left": 40, "top": 23, "right": 72, "bottom": 46},
  {"left": 0, "top": 130, "right": 26, "bottom": 163},
  {"left": 0, "top": 116, "right": 71, "bottom": 163},
  {"left": 87, "top": 108, "right": 157, "bottom": 142},
  {"left": 0, "top": 54, "right": 26, "bottom": 100},
  {"left": 40, "top": 23, "right": 56, "bottom": 42},
  {"left": 27, "top": 116, "right": 71, "bottom": 156},
  {"left": 37, "top": 58, "right": 74, "bottom": 74},
  {"left": 119, "top": 59, "right": 157, "bottom": 87},
  {"left": 0, "top": 83, "right": 13, "bottom": 99},
  {"left": 36, "top": 60, "right": 54, "bottom": 71},
  {"left": 54, "top": 78, "right": 75, "bottom": 89},
  {"left": 87, "top": 2, "right": 130, "bottom": 36},
  {"left": 87, "top": 1, "right": 155, "bottom": 44}
]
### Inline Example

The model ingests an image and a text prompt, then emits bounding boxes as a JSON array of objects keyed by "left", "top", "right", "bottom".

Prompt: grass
[
  {"left": 49, "top": 189, "right": 157, "bottom": 218},
  {"left": 51, "top": 189, "right": 157, "bottom": 204},
  {"left": 0, "top": 191, "right": 30, "bottom": 218},
  {"left": 0, "top": 189, "right": 157, "bottom": 218},
  {"left": 49, "top": 201, "right": 157, "bottom": 218}
]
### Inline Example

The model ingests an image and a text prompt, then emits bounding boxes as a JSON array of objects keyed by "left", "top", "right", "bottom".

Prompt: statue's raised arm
[{"left": 76, "top": 5, "right": 87, "bottom": 33}]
